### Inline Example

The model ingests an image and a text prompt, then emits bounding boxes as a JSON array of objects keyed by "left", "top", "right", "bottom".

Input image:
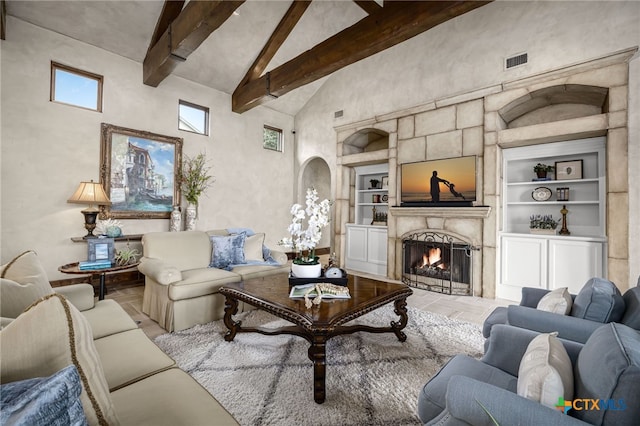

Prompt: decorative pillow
[
  {"left": 244, "top": 233, "right": 265, "bottom": 262},
  {"left": 0, "top": 251, "right": 54, "bottom": 318},
  {"left": 571, "top": 277, "right": 625, "bottom": 323},
  {"left": 0, "top": 294, "right": 120, "bottom": 425},
  {"left": 537, "top": 287, "right": 572, "bottom": 315},
  {"left": 517, "top": 332, "right": 574, "bottom": 408},
  {"left": 1, "top": 365, "right": 87, "bottom": 426},
  {"left": 209, "top": 233, "right": 247, "bottom": 269}
]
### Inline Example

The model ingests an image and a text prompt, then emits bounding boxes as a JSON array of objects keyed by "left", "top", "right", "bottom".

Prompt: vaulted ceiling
[{"left": 4, "top": 0, "right": 489, "bottom": 115}]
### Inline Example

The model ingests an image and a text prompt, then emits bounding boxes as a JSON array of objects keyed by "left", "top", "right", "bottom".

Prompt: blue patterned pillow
[
  {"left": 0, "top": 365, "right": 87, "bottom": 426},
  {"left": 210, "top": 233, "right": 247, "bottom": 269}
]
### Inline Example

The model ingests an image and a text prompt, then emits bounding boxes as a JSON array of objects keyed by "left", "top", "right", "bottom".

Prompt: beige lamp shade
[{"left": 67, "top": 180, "right": 111, "bottom": 208}]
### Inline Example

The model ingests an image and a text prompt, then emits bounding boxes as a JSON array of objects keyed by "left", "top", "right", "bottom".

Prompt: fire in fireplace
[{"left": 402, "top": 232, "right": 477, "bottom": 295}]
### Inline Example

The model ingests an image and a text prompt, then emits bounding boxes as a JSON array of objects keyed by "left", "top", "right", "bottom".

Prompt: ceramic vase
[
  {"left": 291, "top": 262, "right": 322, "bottom": 278},
  {"left": 170, "top": 206, "right": 182, "bottom": 232},
  {"left": 185, "top": 203, "right": 197, "bottom": 231}
]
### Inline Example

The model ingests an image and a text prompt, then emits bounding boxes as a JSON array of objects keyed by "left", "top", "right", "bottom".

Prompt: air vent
[
  {"left": 334, "top": 110, "right": 344, "bottom": 118},
  {"left": 505, "top": 53, "right": 528, "bottom": 70}
]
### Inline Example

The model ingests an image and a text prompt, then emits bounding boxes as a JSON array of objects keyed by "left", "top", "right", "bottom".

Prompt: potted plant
[
  {"left": 533, "top": 163, "right": 554, "bottom": 179},
  {"left": 280, "top": 188, "right": 332, "bottom": 278},
  {"left": 178, "top": 153, "right": 214, "bottom": 230},
  {"left": 529, "top": 214, "right": 560, "bottom": 234}
]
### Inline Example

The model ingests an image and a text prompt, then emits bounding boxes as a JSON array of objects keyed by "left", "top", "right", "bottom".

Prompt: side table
[{"left": 58, "top": 262, "right": 140, "bottom": 300}]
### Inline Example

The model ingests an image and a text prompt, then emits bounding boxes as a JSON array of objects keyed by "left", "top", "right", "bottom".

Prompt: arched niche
[
  {"left": 499, "top": 84, "right": 608, "bottom": 128},
  {"left": 341, "top": 128, "right": 389, "bottom": 156},
  {"left": 299, "top": 157, "right": 332, "bottom": 248}
]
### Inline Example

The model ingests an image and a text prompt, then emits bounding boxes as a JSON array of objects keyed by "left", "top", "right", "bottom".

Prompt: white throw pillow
[
  {"left": 517, "top": 332, "right": 574, "bottom": 408},
  {"left": 244, "top": 233, "right": 265, "bottom": 262},
  {"left": 537, "top": 287, "right": 572, "bottom": 315}
]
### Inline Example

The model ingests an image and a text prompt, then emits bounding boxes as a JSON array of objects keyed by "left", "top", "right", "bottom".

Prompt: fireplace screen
[{"left": 402, "top": 232, "right": 476, "bottom": 295}]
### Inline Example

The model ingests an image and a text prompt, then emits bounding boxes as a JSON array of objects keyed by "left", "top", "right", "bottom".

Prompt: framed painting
[
  {"left": 555, "top": 159, "right": 583, "bottom": 180},
  {"left": 100, "top": 123, "right": 183, "bottom": 219}
]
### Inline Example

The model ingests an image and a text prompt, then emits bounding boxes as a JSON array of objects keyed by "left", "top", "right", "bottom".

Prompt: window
[
  {"left": 50, "top": 62, "right": 103, "bottom": 111},
  {"left": 263, "top": 125, "right": 283, "bottom": 152},
  {"left": 179, "top": 100, "right": 209, "bottom": 135}
]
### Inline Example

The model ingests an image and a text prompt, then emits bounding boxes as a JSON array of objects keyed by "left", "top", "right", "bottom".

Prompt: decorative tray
[{"left": 288, "top": 270, "right": 348, "bottom": 287}]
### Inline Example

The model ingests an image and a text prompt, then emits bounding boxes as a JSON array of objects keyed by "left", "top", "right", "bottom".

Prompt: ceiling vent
[
  {"left": 505, "top": 53, "right": 528, "bottom": 70},
  {"left": 334, "top": 110, "right": 344, "bottom": 118}
]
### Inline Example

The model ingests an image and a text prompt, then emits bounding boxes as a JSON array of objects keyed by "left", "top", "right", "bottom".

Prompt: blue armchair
[
  {"left": 417, "top": 322, "right": 640, "bottom": 425},
  {"left": 482, "top": 277, "right": 640, "bottom": 345}
]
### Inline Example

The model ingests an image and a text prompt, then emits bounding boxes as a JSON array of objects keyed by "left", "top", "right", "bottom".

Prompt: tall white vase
[
  {"left": 170, "top": 206, "right": 182, "bottom": 232},
  {"left": 185, "top": 203, "right": 197, "bottom": 231}
]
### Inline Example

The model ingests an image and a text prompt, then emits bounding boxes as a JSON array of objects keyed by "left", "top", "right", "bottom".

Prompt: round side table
[{"left": 58, "top": 262, "right": 140, "bottom": 300}]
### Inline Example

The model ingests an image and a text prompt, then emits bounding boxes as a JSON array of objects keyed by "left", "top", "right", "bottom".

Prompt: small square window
[
  {"left": 179, "top": 100, "right": 209, "bottom": 135},
  {"left": 51, "top": 62, "right": 103, "bottom": 111},
  {"left": 263, "top": 125, "right": 283, "bottom": 152}
]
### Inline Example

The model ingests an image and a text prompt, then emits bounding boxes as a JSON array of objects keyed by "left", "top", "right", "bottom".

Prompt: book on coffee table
[{"left": 289, "top": 284, "right": 351, "bottom": 299}]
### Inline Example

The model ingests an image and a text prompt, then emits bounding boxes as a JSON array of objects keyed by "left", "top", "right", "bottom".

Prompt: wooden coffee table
[{"left": 219, "top": 274, "right": 413, "bottom": 404}]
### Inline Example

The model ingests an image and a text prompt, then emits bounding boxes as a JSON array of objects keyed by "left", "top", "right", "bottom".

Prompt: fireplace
[{"left": 402, "top": 231, "right": 478, "bottom": 295}]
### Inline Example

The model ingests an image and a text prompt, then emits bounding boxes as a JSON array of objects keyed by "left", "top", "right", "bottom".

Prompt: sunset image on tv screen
[{"left": 401, "top": 156, "right": 477, "bottom": 203}]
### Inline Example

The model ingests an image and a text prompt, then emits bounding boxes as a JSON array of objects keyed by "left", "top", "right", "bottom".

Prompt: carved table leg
[
  {"left": 223, "top": 296, "right": 241, "bottom": 342},
  {"left": 308, "top": 335, "right": 327, "bottom": 404},
  {"left": 391, "top": 297, "right": 409, "bottom": 342}
]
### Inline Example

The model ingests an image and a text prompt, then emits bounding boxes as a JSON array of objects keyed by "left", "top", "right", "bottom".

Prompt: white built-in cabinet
[
  {"left": 498, "top": 137, "right": 607, "bottom": 301},
  {"left": 345, "top": 164, "right": 388, "bottom": 276}
]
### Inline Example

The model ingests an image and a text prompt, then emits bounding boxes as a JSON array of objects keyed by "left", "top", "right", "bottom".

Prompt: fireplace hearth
[{"left": 402, "top": 231, "right": 478, "bottom": 295}]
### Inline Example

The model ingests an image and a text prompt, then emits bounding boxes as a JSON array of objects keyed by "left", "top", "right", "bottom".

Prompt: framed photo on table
[
  {"left": 555, "top": 160, "right": 583, "bottom": 180},
  {"left": 99, "top": 123, "right": 183, "bottom": 219},
  {"left": 87, "top": 237, "right": 114, "bottom": 263}
]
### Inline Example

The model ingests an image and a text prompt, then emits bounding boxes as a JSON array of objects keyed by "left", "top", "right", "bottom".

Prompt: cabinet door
[
  {"left": 548, "top": 240, "right": 603, "bottom": 294},
  {"left": 346, "top": 226, "right": 367, "bottom": 262},
  {"left": 499, "top": 236, "right": 547, "bottom": 301},
  {"left": 367, "top": 228, "right": 387, "bottom": 265}
]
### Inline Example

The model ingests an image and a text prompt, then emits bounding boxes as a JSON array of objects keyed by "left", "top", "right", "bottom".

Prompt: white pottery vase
[
  {"left": 170, "top": 206, "right": 182, "bottom": 232},
  {"left": 291, "top": 262, "right": 322, "bottom": 278},
  {"left": 185, "top": 203, "right": 197, "bottom": 231}
]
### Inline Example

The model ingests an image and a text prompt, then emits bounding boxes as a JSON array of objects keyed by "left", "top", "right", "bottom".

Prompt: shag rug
[{"left": 154, "top": 305, "right": 484, "bottom": 426}]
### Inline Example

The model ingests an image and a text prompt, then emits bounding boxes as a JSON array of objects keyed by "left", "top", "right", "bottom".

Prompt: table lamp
[{"left": 67, "top": 180, "right": 112, "bottom": 238}]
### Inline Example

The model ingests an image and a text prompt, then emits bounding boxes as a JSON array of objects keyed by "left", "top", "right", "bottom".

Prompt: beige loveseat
[
  {"left": 0, "top": 250, "right": 238, "bottom": 425},
  {"left": 139, "top": 229, "right": 290, "bottom": 332}
]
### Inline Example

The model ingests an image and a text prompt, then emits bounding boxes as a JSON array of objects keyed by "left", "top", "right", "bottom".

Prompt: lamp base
[{"left": 81, "top": 207, "right": 99, "bottom": 238}]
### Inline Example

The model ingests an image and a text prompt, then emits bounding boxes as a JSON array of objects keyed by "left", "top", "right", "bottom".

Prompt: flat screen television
[{"left": 400, "top": 155, "right": 477, "bottom": 207}]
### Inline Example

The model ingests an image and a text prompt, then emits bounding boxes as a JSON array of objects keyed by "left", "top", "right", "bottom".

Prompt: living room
[{"left": 1, "top": 1, "right": 640, "bottom": 425}]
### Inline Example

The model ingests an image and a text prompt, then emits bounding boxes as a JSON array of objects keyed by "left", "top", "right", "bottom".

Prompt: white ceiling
[{"left": 7, "top": 0, "right": 367, "bottom": 116}]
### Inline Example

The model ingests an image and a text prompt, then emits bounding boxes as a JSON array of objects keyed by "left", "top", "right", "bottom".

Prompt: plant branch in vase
[
  {"left": 529, "top": 214, "right": 560, "bottom": 234},
  {"left": 279, "top": 188, "right": 332, "bottom": 278},
  {"left": 178, "top": 153, "right": 214, "bottom": 230}
]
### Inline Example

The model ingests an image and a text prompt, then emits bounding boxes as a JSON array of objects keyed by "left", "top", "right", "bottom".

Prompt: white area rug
[{"left": 154, "top": 305, "right": 484, "bottom": 426}]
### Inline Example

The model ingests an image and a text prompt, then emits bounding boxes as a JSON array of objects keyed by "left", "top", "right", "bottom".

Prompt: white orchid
[{"left": 280, "top": 188, "right": 331, "bottom": 264}]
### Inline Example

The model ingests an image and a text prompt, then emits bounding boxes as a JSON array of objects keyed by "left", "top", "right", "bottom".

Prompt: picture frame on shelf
[
  {"left": 555, "top": 159, "right": 583, "bottom": 180},
  {"left": 381, "top": 176, "right": 389, "bottom": 189},
  {"left": 99, "top": 123, "right": 183, "bottom": 219},
  {"left": 87, "top": 237, "right": 114, "bottom": 263}
]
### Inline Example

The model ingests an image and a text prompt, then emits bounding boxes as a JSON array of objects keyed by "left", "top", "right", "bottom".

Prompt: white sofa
[
  {"left": 139, "top": 229, "right": 290, "bottom": 332},
  {"left": 0, "top": 250, "right": 238, "bottom": 425}
]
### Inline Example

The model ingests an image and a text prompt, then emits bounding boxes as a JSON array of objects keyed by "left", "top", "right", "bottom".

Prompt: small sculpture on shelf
[{"left": 559, "top": 205, "right": 571, "bottom": 235}]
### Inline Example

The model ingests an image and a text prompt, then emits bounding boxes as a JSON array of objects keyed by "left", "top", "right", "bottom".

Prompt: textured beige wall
[
  {"left": 297, "top": 1, "right": 640, "bottom": 292},
  {"left": 0, "top": 17, "right": 295, "bottom": 280}
]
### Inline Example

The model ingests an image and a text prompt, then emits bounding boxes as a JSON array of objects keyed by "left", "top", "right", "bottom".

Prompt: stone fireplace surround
[{"left": 333, "top": 48, "right": 634, "bottom": 298}]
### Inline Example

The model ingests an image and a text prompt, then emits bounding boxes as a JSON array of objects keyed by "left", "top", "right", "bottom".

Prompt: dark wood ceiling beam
[
  {"left": 144, "top": 0, "right": 245, "bottom": 87},
  {"left": 232, "top": 1, "right": 490, "bottom": 113},
  {"left": 353, "top": 0, "right": 382, "bottom": 15},
  {"left": 147, "top": 0, "right": 186, "bottom": 54},
  {"left": 237, "top": 0, "right": 311, "bottom": 89}
]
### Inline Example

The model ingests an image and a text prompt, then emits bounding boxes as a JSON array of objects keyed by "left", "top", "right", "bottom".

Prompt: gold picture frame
[{"left": 100, "top": 123, "right": 183, "bottom": 219}]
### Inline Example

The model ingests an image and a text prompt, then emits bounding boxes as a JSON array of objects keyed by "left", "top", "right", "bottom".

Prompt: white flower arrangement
[
  {"left": 95, "top": 218, "right": 123, "bottom": 236},
  {"left": 280, "top": 188, "right": 331, "bottom": 265}
]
